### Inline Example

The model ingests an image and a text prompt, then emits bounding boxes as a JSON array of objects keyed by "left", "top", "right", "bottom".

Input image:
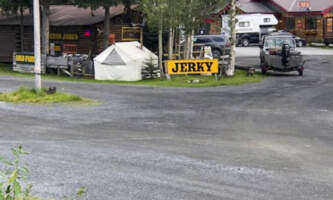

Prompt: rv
[{"left": 222, "top": 14, "right": 278, "bottom": 47}]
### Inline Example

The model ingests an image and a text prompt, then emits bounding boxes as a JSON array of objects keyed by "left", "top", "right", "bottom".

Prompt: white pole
[{"left": 33, "top": 0, "right": 42, "bottom": 90}]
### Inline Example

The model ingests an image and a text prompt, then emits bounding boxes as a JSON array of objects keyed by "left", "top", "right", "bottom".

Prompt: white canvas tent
[{"left": 94, "top": 41, "right": 158, "bottom": 81}]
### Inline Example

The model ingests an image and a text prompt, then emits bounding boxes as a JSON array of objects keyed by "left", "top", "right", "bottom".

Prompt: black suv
[{"left": 193, "top": 35, "right": 231, "bottom": 58}]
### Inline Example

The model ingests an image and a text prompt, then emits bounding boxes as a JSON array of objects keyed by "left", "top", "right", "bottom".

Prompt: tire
[
  {"left": 242, "top": 38, "right": 250, "bottom": 47},
  {"left": 325, "top": 43, "right": 330, "bottom": 46},
  {"left": 261, "top": 66, "right": 267, "bottom": 75},
  {"left": 298, "top": 69, "right": 303, "bottom": 76},
  {"left": 212, "top": 49, "right": 222, "bottom": 59},
  {"left": 298, "top": 41, "right": 303, "bottom": 47}
]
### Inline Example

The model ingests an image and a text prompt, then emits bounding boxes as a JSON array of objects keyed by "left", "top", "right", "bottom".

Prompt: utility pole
[{"left": 33, "top": 0, "right": 42, "bottom": 90}]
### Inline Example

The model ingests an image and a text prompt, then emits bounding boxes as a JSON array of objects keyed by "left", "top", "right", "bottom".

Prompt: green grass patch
[
  {"left": 0, "top": 63, "right": 264, "bottom": 87},
  {"left": 0, "top": 87, "right": 93, "bottom": 104}
]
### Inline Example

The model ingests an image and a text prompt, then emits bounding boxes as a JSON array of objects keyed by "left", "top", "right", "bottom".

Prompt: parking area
[{"left": 236, "top": 46, "right": 333, "bottom": 57}]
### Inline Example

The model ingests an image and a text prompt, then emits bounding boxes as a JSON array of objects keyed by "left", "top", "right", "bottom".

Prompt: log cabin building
[
  {"left": 214, "top": 0, "right": 333, "bottom": 45},
  {"left": 0, "top": 5, "right": 142, "bottom": 63}
]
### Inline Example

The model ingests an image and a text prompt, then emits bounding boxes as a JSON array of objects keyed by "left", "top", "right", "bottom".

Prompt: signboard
[
  {"left": 63, "top": 44, "right": 78, "bottom": 54},
  {"left": 298, "top": 1, "right": 310, "bottom": 8},
  {"left": 15, "top": 53, "right": 35, "bottom": 64},
  {"left": 121, "top": 27, "right": 142, "bottom": 41},
  {"left": 13, "top": 52, "right": 46, "bottom": 73},
  {"left": 167, "top": 59, "right": 219, "bottom": 75},
  {"left": 50, "top": 33, "right": 79, "bottom": 40}
]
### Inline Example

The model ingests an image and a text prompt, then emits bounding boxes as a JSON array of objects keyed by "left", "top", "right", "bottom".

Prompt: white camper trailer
[{"left": 222, "top": 14, "right": 278, "bottom": 47}]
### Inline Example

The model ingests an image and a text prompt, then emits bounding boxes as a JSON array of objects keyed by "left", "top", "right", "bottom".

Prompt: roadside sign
[
  {"left": 13, "top": 52, "right": 46, "bottom": 74},
  {"left": 121, "top": 27, "right": 142, "bottom": 41},
  {"left": 167, "top": 59, "right": 218, "bottom": 75}
]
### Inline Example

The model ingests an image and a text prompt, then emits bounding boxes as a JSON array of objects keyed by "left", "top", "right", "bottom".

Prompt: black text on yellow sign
[
  {"left": 15, "top": 54, "right": 35, "bottom": 64},
  {"left": 167, "top": 59, "right": 218, "bottom": 75}
]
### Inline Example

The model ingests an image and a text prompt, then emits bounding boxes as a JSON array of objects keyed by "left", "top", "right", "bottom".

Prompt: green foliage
[
  {"left": 0, "top": 146, "right": 87, "bottom": 200},
  {"left": 139, "top": 0, "right": 226, "bottom": 33},
  {"left": 0, "top": 145, "right": 37, "bottom": 200},
  {"left": 142, "top": 57, "right": 160, "bottom": 80},
  {"left": 0, "top": 87, "right": 92, "bottom": 104},
  {"left": 74, "top": 0, "right": 119, "bottom": 9},
  {"left": 0, "top": 0, "right": 31, "bottom": 16}
]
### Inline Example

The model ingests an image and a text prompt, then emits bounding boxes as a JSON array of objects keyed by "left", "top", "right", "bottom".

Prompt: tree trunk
[
  {"left": 158, "top": 24, "right": 165, "bottom": 78},
  {"left": 19, "top": 7, "right": 24, "bottom": 52},
  {"left": 168, "top": 27, "right": 174, "bottom": 60},
  {"left": 226, "top": 0, "right": 236, "bottom": 76},
  {"left": 185, "top": 33, "right": 192, "bottom": 59},
  {"left": 166, "top": 27, "right": 173, "bottom": 80},
  {"left": 104, "top": 5, "right": 110, "bottom": 49},
  {"left": 41, "top": 1, "right": 49, "bottom": 56},
  {"left": 189, "top": 29, "right": 194, "bottom": 58}
]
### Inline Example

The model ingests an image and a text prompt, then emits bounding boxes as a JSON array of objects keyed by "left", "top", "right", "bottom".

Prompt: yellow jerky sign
[{"left": 167, "top": 59, "right": 218, "bottom": 75}]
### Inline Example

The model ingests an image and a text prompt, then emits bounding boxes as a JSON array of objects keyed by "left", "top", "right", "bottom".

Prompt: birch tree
[
  {"left": 180, "top": 0, "right": 226, "bottom": 59},
  {"left": 140, "top": 0, "right": 168, "bottom": 78},
  {"left": 225, "top": 0, "right": 236, "bottom": 76}
]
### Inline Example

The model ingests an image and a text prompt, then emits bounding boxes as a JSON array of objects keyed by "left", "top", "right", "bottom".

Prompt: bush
[{"left": 142, "top": 57, "right": 160, "bottom": 80}]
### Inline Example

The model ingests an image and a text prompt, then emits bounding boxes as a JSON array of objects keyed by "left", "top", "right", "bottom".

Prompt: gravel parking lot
[
  {"left": 0, "top": 55, "right": 333, "bottom": 200},
  {"left": 236, "top": 46, "right": 333, "bottom": 57}
]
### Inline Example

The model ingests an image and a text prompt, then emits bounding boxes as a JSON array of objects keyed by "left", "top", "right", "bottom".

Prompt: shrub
[
  {"left": 0, "top": 146, "right": 86, "bottom": 200},
  {"left": 0, "top": 145, "right": 37, "bottom": 200},
  {"left": 142, "top": 57, "right": 160, "bottom": 80}
]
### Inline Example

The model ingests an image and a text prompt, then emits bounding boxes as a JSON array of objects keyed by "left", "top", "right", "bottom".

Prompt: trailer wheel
[
  {"left": 298, "top": 69, "right": 303, "bottom": 76},
  {"left": 261, "top": 66, "right": 267, "bottom": 75}
]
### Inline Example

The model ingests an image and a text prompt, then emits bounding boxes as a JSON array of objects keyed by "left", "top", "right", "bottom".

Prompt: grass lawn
[
  {"left": 0, "top": 87, "right": 93, "bottom": 104},
  {"left": 0, "top": 63, "right": 264, "bottom": 88}
]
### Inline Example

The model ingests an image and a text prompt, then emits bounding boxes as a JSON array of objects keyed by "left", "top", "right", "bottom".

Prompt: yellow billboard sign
[
  {"left": 167, "top": 59, "right": 219, "bottom": 75},
  {"left": 15, "top": 54, "right": 35, "bottom": 64}
]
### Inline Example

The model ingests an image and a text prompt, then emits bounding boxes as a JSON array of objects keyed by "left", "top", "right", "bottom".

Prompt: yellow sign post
[{"left": 167, "top": 59, "right": 219, "bottom": 75}]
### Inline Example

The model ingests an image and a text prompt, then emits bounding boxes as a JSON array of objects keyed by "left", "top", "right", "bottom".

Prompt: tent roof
[{"left": 94, "top": 41, "right": 157, "bottom": 65}]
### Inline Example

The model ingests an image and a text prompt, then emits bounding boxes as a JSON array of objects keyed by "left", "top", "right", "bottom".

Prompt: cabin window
[
  {"left": 286, "top": 17, "right": 295, "bottom": 30},
  {"left": 264, "top": 18, "right": 271, "bottom": 23},
  {"left": 306, "top": 16, "right": 317, "bottom": 30},
  {"left": 327, "top": 18, "right": 333, "bottom": 33},
  {"left": 239, "top": 21, "right": 250, "bottom": 27}
]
